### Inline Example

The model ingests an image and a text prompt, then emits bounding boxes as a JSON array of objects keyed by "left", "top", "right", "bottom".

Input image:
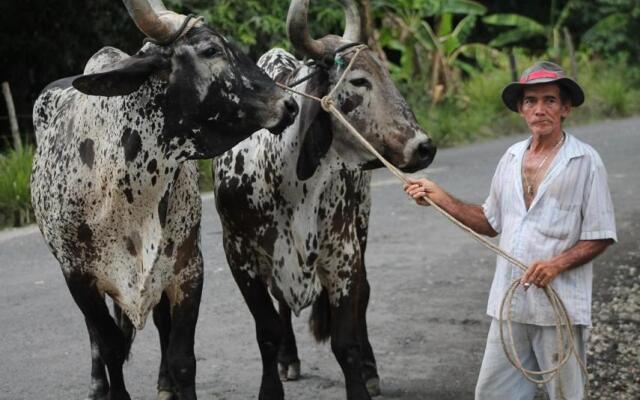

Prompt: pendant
[{"left": 527, "top": 185, "right": 533, "bottom": 196}]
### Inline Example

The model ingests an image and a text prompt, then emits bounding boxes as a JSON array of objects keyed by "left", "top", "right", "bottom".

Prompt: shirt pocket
[{"left": 538, "top": 199, "right": 581, "bottom": 240}]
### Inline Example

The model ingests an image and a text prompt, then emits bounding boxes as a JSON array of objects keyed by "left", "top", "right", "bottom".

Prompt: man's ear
[{"left": 73, "top": 54, "right": 169, "bottom": 96}]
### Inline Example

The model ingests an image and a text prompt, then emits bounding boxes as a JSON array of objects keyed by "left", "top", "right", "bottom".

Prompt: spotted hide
[
  {"left": 31, "top": 21, "right": 297, "bottom": 400},
  {"left": 213, "top": 42, "right": 436, "bottom": 400}
]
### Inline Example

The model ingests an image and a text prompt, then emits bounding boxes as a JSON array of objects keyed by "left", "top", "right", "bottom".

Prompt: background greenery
[{"left": 1, "top": 0, "right": 639, "bottom": 227}]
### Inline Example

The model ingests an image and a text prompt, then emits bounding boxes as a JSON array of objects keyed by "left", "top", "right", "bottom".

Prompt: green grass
[{"left": 0, "top": 145, "right": 34, "bottom": 228}]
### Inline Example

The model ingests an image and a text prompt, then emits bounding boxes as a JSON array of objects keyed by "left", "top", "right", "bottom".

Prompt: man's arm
[
  {"left": 522, "top": 239, "right": 614, "bottom": 288},
  {"left": 404, "top": 178, "right": 498, "bottom": 237}
]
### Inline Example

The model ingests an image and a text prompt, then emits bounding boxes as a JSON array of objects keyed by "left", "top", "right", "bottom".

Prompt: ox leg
[
  {"left": 164, "top": 271, "right": 203, "bottom": 400},
  {"left": 153, "top": 292, "right": 176, "bottom": 400},
  {"left": 277, "top": 300, "right": 301, "bottom": 382},
  {"left": 231, "top": 270, "right": 284, "bottom": 400},
  {"left": 358, "top": 277, "right": 380, "bottom": 396},
  {"left": 331, "top": 295, "right": 371, "bottom": 400},
  {"left": 66, "top": 273, "right": 131, "bottom": 400},
  {"left": 86, "top": 319, "right": 110, "bottom": 400}
]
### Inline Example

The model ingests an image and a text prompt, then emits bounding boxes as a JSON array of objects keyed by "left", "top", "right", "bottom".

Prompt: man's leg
[
  {"left": 475, "top": 318, "right": 539, "bottom": 400},
  {"left": 532, "top": 325, "right": 589, "bottom": 400}
]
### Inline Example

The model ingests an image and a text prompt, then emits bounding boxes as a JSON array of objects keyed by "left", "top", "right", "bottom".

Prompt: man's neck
[{"left": 529, "top": 130, "right": 564, "bottom": 153}]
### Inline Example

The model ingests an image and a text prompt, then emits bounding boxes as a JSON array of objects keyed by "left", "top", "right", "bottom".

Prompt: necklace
[{"left": 522, "top": 134, "right": 564, "bottom": 197}]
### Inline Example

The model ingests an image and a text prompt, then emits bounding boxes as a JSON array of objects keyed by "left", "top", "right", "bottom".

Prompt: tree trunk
[
  {"left": 563, "top": 27, "right": 578, "bottom": 79},
  {"left": 357, "top": 0, "right": 386, "bottom": 61},
  {"left": 1, "top": 81, "right": 22, "bottom": 151},
  {"left": 508, "top": 49, "right": 518, "bottom": 82}
]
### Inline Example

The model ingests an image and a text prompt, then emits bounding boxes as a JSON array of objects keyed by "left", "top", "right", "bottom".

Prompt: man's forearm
[
  {"left": 435, "top": 191, "right": 498, "bottom": 237},
  {"left": 550, "top": 239, "right": 614, "bottom": 274}
]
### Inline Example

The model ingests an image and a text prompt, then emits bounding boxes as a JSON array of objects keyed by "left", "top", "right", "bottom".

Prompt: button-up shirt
[{"left": 483, "top": 132, "right": 617, "bottom": 326}]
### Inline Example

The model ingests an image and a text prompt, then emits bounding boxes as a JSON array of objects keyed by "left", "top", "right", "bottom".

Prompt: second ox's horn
[
  {"left": 340, "top": 0, "right": 362, "bottom": 43},
  {"left": 286, "top": 0, "right": 326, "bottom": 59},
  {"left": 286, "top": 0, "right": 363, "bottom": 60},
  {"left": 122, "top": 0, "right": 199, "bottom": 43}
]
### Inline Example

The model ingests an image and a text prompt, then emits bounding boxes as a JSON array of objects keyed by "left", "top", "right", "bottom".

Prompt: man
[{"left": 404, "top": 61, "right": 616, "bottom": 399}]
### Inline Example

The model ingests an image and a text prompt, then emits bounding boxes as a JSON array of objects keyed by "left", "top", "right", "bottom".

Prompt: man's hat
[{"left": 501, "top": 61, "right": 584, "bottom": 112}]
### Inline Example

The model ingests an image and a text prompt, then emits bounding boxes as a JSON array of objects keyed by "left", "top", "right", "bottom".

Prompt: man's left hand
[{"left": 521, "top": 261, "right": 562, "bottom": 289}]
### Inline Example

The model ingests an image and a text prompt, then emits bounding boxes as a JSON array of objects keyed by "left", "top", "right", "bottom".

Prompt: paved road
[{"left": 1, "top": 117, "right": 638, "bottom": 400}]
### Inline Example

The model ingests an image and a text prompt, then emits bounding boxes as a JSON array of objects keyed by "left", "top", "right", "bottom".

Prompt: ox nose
[{"left": 418, "top": 138, "right": 437, "bottom": 165}]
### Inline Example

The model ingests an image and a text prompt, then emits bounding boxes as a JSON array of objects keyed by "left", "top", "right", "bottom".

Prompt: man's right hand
[{"left": 403, "top": 178, "right": 444, "bottom": 206}]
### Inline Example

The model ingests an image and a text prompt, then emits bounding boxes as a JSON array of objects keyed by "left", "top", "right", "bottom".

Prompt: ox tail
[
  {"left": 113, "top": 304, "right": 136, "bottom": 360},
  {"left": 309, "top": 288, "right": 331, "bottom": 343}
]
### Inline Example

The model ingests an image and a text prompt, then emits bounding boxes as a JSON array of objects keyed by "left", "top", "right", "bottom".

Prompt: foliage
[
  {"left": 571, "top": 0, "right": 640, "bottom": 63},
  {"left": 374, "top": 0, "right": 498, "bottom": 103},
  {"left": 167, "top": 0, "right": 345, "bottom": 58},
  {"left": 0, "top": 145, "right": 34, "bottom": 228},
  {"left": 482, "top": 0, "right": 573, "bottom": 61}
]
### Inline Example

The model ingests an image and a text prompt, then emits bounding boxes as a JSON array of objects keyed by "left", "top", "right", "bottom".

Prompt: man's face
[{"left": 518, "top": 83, "right": 571, "bottom": 137}]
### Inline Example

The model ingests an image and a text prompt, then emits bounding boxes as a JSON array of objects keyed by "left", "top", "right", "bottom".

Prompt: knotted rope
[{"left": 276, "top": 44, "right": 590, "bottom": 396}]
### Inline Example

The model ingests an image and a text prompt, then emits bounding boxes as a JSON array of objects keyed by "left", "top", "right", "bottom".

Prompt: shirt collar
[{"left": 508, "top": 131, "right": 586, "bottom": 161}]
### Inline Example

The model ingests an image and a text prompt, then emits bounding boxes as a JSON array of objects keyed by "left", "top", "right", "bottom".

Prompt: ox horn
[
  {"left": 122, "top": 0, "right": 198, "bottom": 43},
  {"left": 287, "top": 0, "right": 326, "bottom": 59},
  {"left": 340, "top": 0, "right": 362, "bottom": 43}
]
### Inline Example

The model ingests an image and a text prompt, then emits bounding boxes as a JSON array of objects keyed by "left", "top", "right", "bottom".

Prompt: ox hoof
[
  {"left": 366, "top": 377, "right": 381, "bottom": 397},
  {"left": 157, "top": 390, "right": 175, "bottom": 400},
  {"left": 278, "top": 360, "right": 301, "bottom": 381}
]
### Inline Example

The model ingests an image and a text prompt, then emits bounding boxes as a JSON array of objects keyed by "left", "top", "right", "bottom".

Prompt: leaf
[
  {"left": 440, "top": 0, "right": 487, "bottom": 16},
  {"left": 483, "top": 13, "right": 545, "bottom": 32},
  {"left": 489, "top": 28, "right": 544, "bottom": 48}
]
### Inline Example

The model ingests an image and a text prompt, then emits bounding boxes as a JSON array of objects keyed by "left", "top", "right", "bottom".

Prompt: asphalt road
[{"left": 1, "top": 117, "right": 638, "bottom": 400}]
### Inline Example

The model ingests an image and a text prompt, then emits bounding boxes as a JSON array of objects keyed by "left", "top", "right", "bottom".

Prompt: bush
[{"left": 0, "top": 145, "right": 34, "bottom": 228}]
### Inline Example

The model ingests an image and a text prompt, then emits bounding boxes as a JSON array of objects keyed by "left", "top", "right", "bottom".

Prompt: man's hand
[
  {"left": 403, "top": 178, "right": 444, "bottom": 206},
  {"left": 521, "top": 260, "right": 563, "bottom": 289}
]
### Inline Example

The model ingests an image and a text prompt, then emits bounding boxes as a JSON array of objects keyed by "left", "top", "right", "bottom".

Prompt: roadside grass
[{"left": 0, "top": 145, "right": 34, "bottom": 228}]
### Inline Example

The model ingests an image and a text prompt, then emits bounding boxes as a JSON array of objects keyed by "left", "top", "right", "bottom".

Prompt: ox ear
[
  {"left": 73, "top": 54, "right": 169, "bottom": 97},
  {"left": 296, "top": 102, "right": 333, "bottom": 181}
]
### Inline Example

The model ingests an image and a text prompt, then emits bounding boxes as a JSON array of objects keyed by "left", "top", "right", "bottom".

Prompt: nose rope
[{"left": 275, "top": 46, "right": 589, "bottom": 395}]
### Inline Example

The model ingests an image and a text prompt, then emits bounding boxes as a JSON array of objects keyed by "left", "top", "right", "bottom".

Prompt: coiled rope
[{"left": 276, "top": 45, "right": 590, "bottom": 397}]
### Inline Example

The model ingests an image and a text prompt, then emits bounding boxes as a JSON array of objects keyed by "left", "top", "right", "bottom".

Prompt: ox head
[
  {"left": 72, "top": 0, "right": 298, "bottom": 159},
  {"left": 287, "top": 0, "right": 436, "bottom": 180}
]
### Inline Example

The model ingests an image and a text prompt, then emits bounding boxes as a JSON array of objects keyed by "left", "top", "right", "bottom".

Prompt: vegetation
[
  {"left": 1, "top": 0, "right": 640, "bottom": 228},
  {"left": 0, "top": 145, "right": 34, "bottom": 228}
]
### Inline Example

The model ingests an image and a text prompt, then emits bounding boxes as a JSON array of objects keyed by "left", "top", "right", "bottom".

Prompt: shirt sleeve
[
  {"left": 483, "top": 153, "right": 509, "bottom": 234},
  {"left": 580, "top": 153, "right": 617, "bottom": 242}
]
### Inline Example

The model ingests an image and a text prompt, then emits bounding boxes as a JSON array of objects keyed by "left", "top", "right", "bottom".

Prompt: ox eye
[
  {"left": 200, "top": 47, "right": 219, "bottom": 58},
  {"left": 349, "top": 78, "right": 371, "bottom": 89}
]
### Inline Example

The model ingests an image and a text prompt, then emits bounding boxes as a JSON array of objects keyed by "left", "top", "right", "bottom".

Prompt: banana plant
[
  {"left": 483, "top": 0, "right": 574, "bottom": 62},
  {"left": 375, "top": 0, "right": 500, "bottom": 103}
]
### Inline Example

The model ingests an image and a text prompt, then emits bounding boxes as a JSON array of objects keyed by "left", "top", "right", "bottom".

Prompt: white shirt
[{"left": 483, "top": 132, "right": 617, "bottom": 326}]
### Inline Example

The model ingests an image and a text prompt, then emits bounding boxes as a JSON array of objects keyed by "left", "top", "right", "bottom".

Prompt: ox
[
  {"left": 30, "top": 1, "right": 297, "bottom": 399},
  {"left": 212, "top": 0, "right": 436, "bottom": 399}
]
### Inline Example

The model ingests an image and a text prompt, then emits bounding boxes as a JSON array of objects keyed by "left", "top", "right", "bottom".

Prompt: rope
[{"left": 276, "top": 45, "right": 590, "bottom": 396}]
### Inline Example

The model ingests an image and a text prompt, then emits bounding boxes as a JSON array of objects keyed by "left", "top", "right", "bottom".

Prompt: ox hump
[
  {"left": 84, "top": 46, "right": 130, "bottom": 74},
  {"left": 257, "top": 48, "right": 300, "bottom": 83}
]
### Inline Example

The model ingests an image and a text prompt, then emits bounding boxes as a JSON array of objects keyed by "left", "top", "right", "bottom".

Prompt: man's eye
[
  {"left": 201, "top": 47, "right": 219, "bottom": 58},
  {"left": 350, "top": 78, "right": 371, "bottom": 89}
]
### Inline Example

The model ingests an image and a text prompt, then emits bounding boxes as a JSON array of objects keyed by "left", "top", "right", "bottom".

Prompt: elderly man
[{"left": 405, "top": 61, "right": 616, "bottom": 399}]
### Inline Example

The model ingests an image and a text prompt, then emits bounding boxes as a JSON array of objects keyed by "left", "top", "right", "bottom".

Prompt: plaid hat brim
[{"left": 501, "top": 77, "right": 585, "bottom": 112}]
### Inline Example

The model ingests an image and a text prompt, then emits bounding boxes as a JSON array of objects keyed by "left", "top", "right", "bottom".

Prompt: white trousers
[{"left": 475, "top": 318, "right": 589, "bottom": 400}]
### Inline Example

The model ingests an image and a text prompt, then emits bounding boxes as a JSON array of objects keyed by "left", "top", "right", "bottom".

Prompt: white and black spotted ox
[
  {"left": 30, "top": 1, "right": 297, "bottom": 399},
  {"left": 213, "top": 1, "right": 436, "bottom": 399}
]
